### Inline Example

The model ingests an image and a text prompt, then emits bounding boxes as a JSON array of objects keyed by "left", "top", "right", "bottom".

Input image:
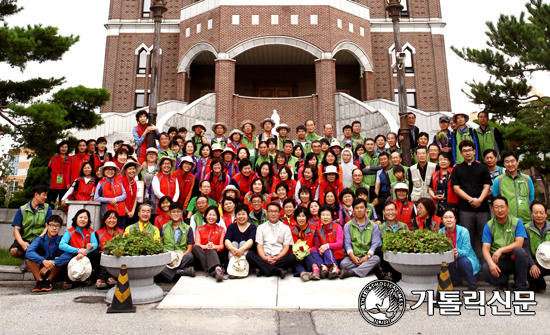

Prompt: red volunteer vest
[
  {"left": 197, "top": 224, "right": 224, "bottom": 245},
  {"left": 96, "top": 227, "right": 124, "bottom": 250},
  {"left": 75, "top": 177, "right": 95, "bottom": 201},
  {"left": 67, "top": 227, "right": 94, "bottom": 249},
  {"left": 172, "top": 170, "right": 195, "bottom": 207},
  {"left": 100, "top": 179, "right": 125, "bottom": 216},
  {"left": 48, "top": 154, "right": 70, "bottom": 189},
  {"left": 316, "top": 223, "right": 346, "bottom": 260}
]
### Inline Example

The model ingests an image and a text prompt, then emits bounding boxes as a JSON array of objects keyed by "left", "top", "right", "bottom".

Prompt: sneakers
[
  {"left": 383, "top": 272, "right": 394, "bottom": 282},
  {"left": 176, "top": 267, "right": 196, "bottom": 277},
  {"left": 320, "top": 264, "right": 329, "bottom": 279},
  {"left": 339, "top": 269, "right": 353, "bottom": 279},
  {"left": 41, "top": 279, "right": 53, "bottom": 292},
  {"left": 32, "top": 280, "right": 44, "bottom": 293},
  {"left": 107, "top": 277, "right": 118, "bottom": 286},
  {"left": 467, "top": 283, "right": 478, "bottom": 291},
  {"left": 300, "top": 272, "right": 311, "bottom": 282},
  {"left": 20, "top": 259, "right": 28, "bottom": 272},
  {"left": 214, "top": 267, "right": 224, "bottom": 282},
  {"left": 311, "top": 264, "right": 321, "bottom": 280},
  {"left": 96, "top": 279, "right": 107, "bottom": 289},
  {"left": 328, "top": 264, "right": 339, "bottom": 280}
]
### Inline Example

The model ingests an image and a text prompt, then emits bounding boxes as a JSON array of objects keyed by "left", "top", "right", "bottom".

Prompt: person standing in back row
[{"left": 451, "top": 140, "right": 492, "bottom": 259}]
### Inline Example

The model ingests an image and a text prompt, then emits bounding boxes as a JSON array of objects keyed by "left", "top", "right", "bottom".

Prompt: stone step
[{"left": 0, "top": 266, "right": 36, "bottom": 281}]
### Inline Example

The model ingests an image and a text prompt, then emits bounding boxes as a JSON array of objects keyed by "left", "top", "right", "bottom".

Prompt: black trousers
[
  {"left": 374, "top": 246, "right": 402, "bottom": 282},
  {"left": 192, "top": 247, "right": 221, "bottom": 273},
  {"left": 48, "top": 188, "right": 67, "bottom": 203},
  {"left": 528, "top": 264, "right": 550, "bottom": 290},
  {"left": 246, "top": 251, "right": 296, "bottom": 276}
]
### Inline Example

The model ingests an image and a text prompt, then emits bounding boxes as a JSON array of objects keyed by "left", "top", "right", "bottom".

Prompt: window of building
[
  {"left": 142, "top": 0, "right": 151, "bottom": 18},
  {"left": 390, "top": 45, "right": 414, "bottom": 74},
  {"left": 310, "top": 15, "right": 318, "bottom": 25},
  {"left": 394, "top": 91, "right": 417, "bottom": 108},
  {"left": 137, "top": 48, "right": 147, "bottom": 74},
  {"left": 136, "top": 93, "right": 145, "bottom": 108},
  {"left": 402, "top": 0, "right": 409, "bottom": 17}
]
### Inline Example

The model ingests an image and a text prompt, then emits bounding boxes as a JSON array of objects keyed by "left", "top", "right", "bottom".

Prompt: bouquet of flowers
[
  {"left": 436, "top": 131, "right": 448, "bottom": 148},
  {"left": 292, "top": 239, "right": 311, "bottom": 261}
]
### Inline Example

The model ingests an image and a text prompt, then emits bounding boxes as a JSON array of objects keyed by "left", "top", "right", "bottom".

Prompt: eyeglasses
[
  {"left": 48, "top": 224, "right": 61, "bottom": 228},
  {"left": 384, "top": 209, "right": 396, "bottom": 213},
  {"left": 461, "top": 149, "right": 474, "bottom": 153}
]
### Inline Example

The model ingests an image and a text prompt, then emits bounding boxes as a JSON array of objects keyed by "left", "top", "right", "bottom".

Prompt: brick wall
[{"left": 232, "top": 95, "right": 318, "bottom": 134}]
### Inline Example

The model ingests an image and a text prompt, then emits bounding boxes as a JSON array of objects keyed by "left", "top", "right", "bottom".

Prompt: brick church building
[{"left": 102, "top": 0, "right": 451, "bottom": 133}]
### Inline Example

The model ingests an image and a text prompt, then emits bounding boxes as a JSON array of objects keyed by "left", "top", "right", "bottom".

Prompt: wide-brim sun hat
[
  {"left": 178, "top": 156, "right": 196, "bottom": 171},
  {"left": 146, "top": 147, "right": 159, "bottom": 155},
  {"left": 221, "top": 184, "right": 241, "bottom": 200},
  {"left": 98, "top": 161, "right": 121, "bottom": 177},
  {"left": 452, "top": 112, "right": 470, "bottom": 123},
  {"left": 536, "top": 241, "right": 550, "bottom": 270},
  {"left": 211, "top": 143, "right": 223, "bottom": 152},
  {"left": 67, "top": 256, "right": 92, "bottom": 282},
  {"left": 276, "top": 123, "right": 291, "bottom": 133},
  {"left": 227, "top": 255, "right": 249, "bottom": 277},
  {"left": 222, "top": 147, "right": 237, "bottom": 160},
  {"left": 330, "top": 140, "right": 342, "bottom": 149},
  {"left": 211, "top": 122, "right": 228, "bottom": 133},
  {"left": 157, "top": 156, "right": 176, "bottom": 171},
  {"left": 240, "top": 120, "right": 256, "bottom": 132},
  {"left": 192, "top": 121, "right": 206, "bottom": 132},
  {"left": 120, "top": 160, "right": 142, "bottom": 177},
  {"left": 167, "top": 250, "right": 185, "bottom": 270},
  {"left": 323, "top": 165, "right": 339, "bottom": 175},
  {"left": 260, "top": 118, "right": 275, "bottom": 128},
  {"left": 228, "top": 129, "right": 244, "bottom": 140}
]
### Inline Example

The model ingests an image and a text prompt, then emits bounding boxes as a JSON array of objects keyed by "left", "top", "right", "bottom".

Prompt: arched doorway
[
  {"left": 333, "top": 49, "right": 362, "bottom": 101},
  {"left": 187, "top": 51, "right": 216, "bottom": 103}
]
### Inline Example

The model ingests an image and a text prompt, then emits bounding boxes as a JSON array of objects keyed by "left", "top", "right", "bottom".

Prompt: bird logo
[{"left": 358, "top": 280, "right": 406, "bottom": 327}]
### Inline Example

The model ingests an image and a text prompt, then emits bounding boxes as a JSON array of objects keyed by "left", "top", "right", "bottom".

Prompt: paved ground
[{"left": 1, "top": 279, "right": 549, "bottom": 335}]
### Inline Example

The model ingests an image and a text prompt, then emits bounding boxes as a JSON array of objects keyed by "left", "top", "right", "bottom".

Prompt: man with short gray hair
[{"left": 125, "top": 204, "right": 160, "bottom": 240}]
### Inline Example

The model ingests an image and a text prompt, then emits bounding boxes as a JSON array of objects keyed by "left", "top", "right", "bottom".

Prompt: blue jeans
[
  {"left": 294, "top": 253, "right": 316, "bottom": 276},
  {"left": 310, "top": 250, "right": 342, "bottom": 266},
  {"left": 448, "top": 257, "right": 477, "bottom": 286}
]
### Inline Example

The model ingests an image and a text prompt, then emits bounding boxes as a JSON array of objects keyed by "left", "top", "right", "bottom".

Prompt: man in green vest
[
  {"left": 125, "top": 204, "right": 160, "bottom": 241},
  {"left": 339, "top": 198, "right": 381, "bottom": 278},
  {"left": 305, "top": 120, "right": 321, "bottom": 142},
  {"left": 359, "top": 138, "right": 381, "bottom": 202},
  {"left": 159, "top": 202, "right": 196, "bottom": 281},
  {"left": 349, "top": 169, "right": 368, "bottom": 194},
  {"left": 240, "top": 120, "right": 256, "bottom": 157},
  {"left": 492, "top": 150, "right": 535, "bottom": 224},
  {"left": 249, "top": 194, "right": 268, "bottom": 227},
  {"left": 351, "top": 121, "right": 366, "bottom": 145},
  {"left": 10, "top": 184, "right": 52, "bottom": 272},
  {"left": 482, "top": 196, "right": 528, "bottom": 290},
  {"left": 190, "top": 195, "right": 210, "bottom": 232},
  {"left": 476, "top": 111, "right": 504, "bottom": 163},
  {"left": 524, "top": 202, "right": 550, "bottom": 293},
  {"left": 451, "top": 112, "right": 481, "bottom": 164}
]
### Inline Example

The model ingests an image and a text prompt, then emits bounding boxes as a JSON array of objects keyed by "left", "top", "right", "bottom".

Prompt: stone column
[
  {"left": 364, "top": 71, "right": 375, "bottom": 101},
  {"left": 215, "top": 55, "right": 236, "bottom": 128},
  {"left": 315, "top": 57, "right": 336, "bottom": 131},
  {"left": 176, "top": 72, "right": 186, "bottom": 102}
]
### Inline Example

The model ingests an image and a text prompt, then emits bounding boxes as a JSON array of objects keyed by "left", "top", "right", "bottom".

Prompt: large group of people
[{"left": 9, "top": 109, "right": 550, "bottom": 296}]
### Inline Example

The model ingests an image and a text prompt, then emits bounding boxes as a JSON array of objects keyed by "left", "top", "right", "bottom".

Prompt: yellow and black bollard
[
  {"left": 107, "top": 265, "right": 136, "bottom": 313},
  {"left": 434, "top": 262, "right": 454, "bottom": 308}
]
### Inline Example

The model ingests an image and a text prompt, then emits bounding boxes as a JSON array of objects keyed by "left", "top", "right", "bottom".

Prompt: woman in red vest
[
  {"left": 281, "top": 198, "right": 297, "bottom": 229},
  {"left": 204, "top": 158, "right": 230, "bottom": 203},
  {"left": 318, "top": 166, "right": 343, "bottom": 205},
  {"left": 118, "top": 161, "right": 141, "bottom": 228},
  {"left": 429, "top": 151, "right": 459, "bottom": 216},
  {"left": 308, "top": 201, "right": 321, "bottom": 229},
  {"left": 59, "top": 209, "right": 100, "bottom": 290},
  {"left": 295, "top": 165, "right": 320, "bottom": 205},
  {"left": 93, "top": 137, "right": 113, "bottom": 168},
  {"left": 271, "top": 166, "right": 296, "bottom": 200},
  {"left": 258, "top": 162, "right": 278, "bottom": 197},
  {"left": 152, "top": 156, "right": 179, "bottom": 210},
  {"left": 318, "top": 149, "right": 343, "bottom": 179},
  {"left": 154, "top": 196, "right": 173, "bottom": 229},
  {"left": 133, "top": 109, "right": 158, "bottom": 164},
  {"left": 310, "top": 205, "right": 345, "bottom": 280},
  {"left": 338, "top": 188, "right": 355, "bottom": 227},
  {"left": 296, "top": 153, "right": 318, "bottom": 180},
  {"left": 48, "top": 141, "right": 71, "bottom": 202},
  {"left": 231, "top": 159, "right": 257, "bottom": 202},
  {"left": 94, "top": 162, "right": 127, "bottom": 227},
  {"left": 392, "top": 183, "right": 417, "bottom": 229},
  {"left": 243, "top": 178, "right": 269, "bottom": 212},
  {"left": 172, "top": 156, "right": 196, "bottom": 208},
  {"left": 292, "top": 206, "right": 317, "bottom": 281},
  {"left": 413, "top": 197, "right": 442, "bottom": 232},
  {"left": 113, "top": 148, "right": 129, "bottom": 170},
  {"left": 220, "top": 197, "right": 236, "bottom": 228},
  {"left": 94, "top": 210, "right": 124, "bottom": 288},
  {"left": 61, "top": 162, "right": 95, "bottom": 205},
  {"left": 221, "top": 147, "right": 238, "bottom": 177},
  {"left": 67, "top": 140, "right": 90, "bottom": 186},
  {"left": 192, "top": 206, "right": 226, "bottom": 282}
]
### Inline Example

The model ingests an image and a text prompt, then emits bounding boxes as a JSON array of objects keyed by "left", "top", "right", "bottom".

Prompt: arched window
[
  {"left": 143, "top": 0, "right": 151, "bottom": 18},
  {"left": 390, "top": 44, "right": 415, "bottom": 74},
  {"left": 137, "top": 49, "right": 147, "bottom": 74}
]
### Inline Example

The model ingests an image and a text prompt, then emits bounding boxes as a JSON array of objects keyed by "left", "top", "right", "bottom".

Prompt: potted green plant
[
  {"left": 382, "top": 229, "right": 454, "bottom": 301},
  {"left": 101, "top": 229, "right": 171, "bottom": 305}
]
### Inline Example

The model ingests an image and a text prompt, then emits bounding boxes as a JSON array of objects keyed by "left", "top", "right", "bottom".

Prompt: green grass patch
[{"left": 0, "top": 249, "right": 20, "bottom": 266}]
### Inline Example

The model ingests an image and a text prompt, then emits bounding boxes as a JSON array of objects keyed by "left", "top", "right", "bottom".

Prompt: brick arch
[
  {"left": 226, "top": 36, "right": 324, "bottom": 59},
  {"left": 331, "top": 42, "right": 373, "bottom": 72},
  {"left": 177, "top": 42, "right": 218, "bottom": 73}
]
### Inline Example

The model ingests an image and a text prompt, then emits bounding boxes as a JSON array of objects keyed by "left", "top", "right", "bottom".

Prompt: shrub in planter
[
  {"left": 382, "top": 229, "right": 453, "bottom": 254},
  {"left": 103, "top": 229, "right": 165, "bottom": 256}
]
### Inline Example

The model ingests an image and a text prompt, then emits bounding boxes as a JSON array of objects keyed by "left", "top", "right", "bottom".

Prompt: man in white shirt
[{"left": 246, "top": 203, "right": 296, "bottom": 278}]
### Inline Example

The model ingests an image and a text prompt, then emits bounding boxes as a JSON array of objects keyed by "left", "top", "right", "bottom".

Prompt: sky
[{"left": 0, "top": 0, "right": 547, "bottom": 124}]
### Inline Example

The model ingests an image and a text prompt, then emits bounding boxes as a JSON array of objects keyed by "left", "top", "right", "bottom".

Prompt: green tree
[
  {"left": 451, "top": 0, "right": 550, "bottom": 121},
  {"left": 0, "top": 0, "right": 109, "bottom": 160},
  {"left": 505, "top": 98, "right": 550, "bottom": 204}
]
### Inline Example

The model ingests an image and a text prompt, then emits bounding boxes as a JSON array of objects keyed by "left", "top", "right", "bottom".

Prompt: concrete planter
[
  {"left": 101, "top": 251, "right": 171, "bottom": 305},
  {"left": 384, "top": 250, "right": 454, "bottom": 301}
]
